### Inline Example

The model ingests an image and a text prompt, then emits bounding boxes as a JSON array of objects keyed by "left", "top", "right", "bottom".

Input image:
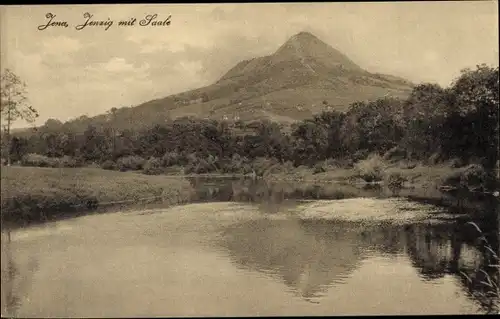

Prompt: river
[{"left": 1, "top": 177, "right": 499, "bottom": 316}]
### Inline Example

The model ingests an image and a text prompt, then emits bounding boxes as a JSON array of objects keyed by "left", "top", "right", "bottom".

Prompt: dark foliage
[{"left": 3, "top": 65, "right": 498, "bottom": 179}]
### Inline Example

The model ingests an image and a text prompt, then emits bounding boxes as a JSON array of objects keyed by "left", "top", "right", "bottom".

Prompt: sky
[{"left": 1, "top": 2, "right": 498, "bottom": 128}]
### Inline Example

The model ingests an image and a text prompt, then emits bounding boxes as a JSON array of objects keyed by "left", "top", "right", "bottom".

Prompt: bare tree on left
[{"left": 0, "top": 68, "right": 39, "bottom": 166}]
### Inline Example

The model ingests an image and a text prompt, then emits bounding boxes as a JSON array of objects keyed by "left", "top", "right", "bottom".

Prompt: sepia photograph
[{"left": 0, "top": 1, "right": 499, "bottom": 316}]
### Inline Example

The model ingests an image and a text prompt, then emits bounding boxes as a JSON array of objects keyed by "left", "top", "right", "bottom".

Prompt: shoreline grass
[
  {"left": 1, "top": 159, "right": 497, "bottom": 229},
  {"left": 267, "top": 161, "right": 499, "bottom": 191},
  {"left": 0, "top": 166, "right": 195, "bottom": 228}
]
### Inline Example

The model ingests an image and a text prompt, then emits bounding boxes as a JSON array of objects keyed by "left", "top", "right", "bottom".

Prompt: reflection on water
[
  {"left": 1, "top": 234, "right": 39, "bottom": 317},
  {"left": 218, "top": 217, "right": 499, "bottom": 313},
  {"left": 1, "top": 177, "right": 498, "bottom": 316},
  {"left": 181, "top": 177, "right": 499, "bottom": 314},
  {"left": 219, "top": 218, "right": 365, "bottom": 301},
  {"left": 189, "top": 177, "right": 385, "bottom": 204}
]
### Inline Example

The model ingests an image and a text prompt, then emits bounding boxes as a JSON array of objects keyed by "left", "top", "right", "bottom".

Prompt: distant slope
[{"left": 25, "top": 31, "right": 415, "bottom": 134}]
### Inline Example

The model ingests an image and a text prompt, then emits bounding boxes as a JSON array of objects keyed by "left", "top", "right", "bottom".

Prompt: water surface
[{"left": 1, "top": 178, "right": 498, "bottom": 316}]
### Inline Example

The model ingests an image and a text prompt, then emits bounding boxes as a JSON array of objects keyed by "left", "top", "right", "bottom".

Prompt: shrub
[
  {"left": 241, "top": 163, "right": 254, "bottom": 175},
  {"left": 73, "top": 156, "right": 86, "bottom": 167},
  {"left": 251, "top": 157, "right": 278, "bottom": 176},
  {"left": 442, "top": 164, "right": 490, "bottom": 189},
  {"left": 116, "top": 155, "right": 145, "bottom": 171},
  {"left": 221, "top": 154, "right": 252, "bottom": 174},
  {"left": 87, "top": 161, "right": 101, "bottom": 168},
  {"left": 354, "top": 154, "right": 386, "bottom": 182},
  {"left": 223, "top": 156, "right": 244, "bottom": 174},
  {"left": 460, "top": 164, "right": 488, "bottom": 187},
  {"left": 20, "top": 155, "right": 82, "bottom": 168},
  {"left": 468, "top": 156, "right": 487, "bottom": 166},
  {"left": 333, "top": 158, "right": 355, "bottom": 168},
  {"left": 324, "top": 158, "right": 342, "bottom": 169},
  {"left": 21, "top": 153, "right": 58, "bottom": 168},
  {"left": 441, "top": 170, "right": 462, "bottom": 187},
  {"left": 184, "top": 158, "right": 211, "bottom": 174},
  {"left": 101, "top": 160, "right": 117, "bottom": 170},
  {"left": 162, "top": 152, "right": 181, "bottom": 167},
  {"left": 46, "top": 157, "right": 61, "bottom": 168},
  {"left": 313, "top": 162, "right": 327, "bottom": 174},
  {"left": 282, "top": 161, "right": 295, "bottom": 172},
  {"left": 398, "top": 160, "right": 417, "bottom": 169},
  {"left": 206, "top": 154, "right": 219, "bottom": 170},
  {"left": 199, "top": 158, "right": 213, "bottom": 174},
  {"left": 232, "top": 153, "right": 242, "bottom": 162},
  {"left": 184, "top": 162, "right": 195, "bottom": 175},
  {"left": 266, "top": 163, "right": 289, "bottom": 174},
  {"left": 352, "top": 149, "right": 369, "bottom": 162},
  {"left": 222, "top": 159, "right": 241, "bottom": 174},
  {"left": 383, "top": 146, "right": 407, "bottom": 162},
  {"left": 428, "top": 152, "right": 443, "bottom": 165},
  {"left": 207, "top": 154, "right": 218, "bottom": 163},
  {"left": 385, "top": 172, "right": 406, "bottom": 195},
  {"left": 201, "top": 93, "right": 209, "bottom": 103},
  {"left": 186, "top": 153, "right": 198, "bottom": 164},
  {"left": 448, "top": 157, "right": 465, "bottom": 168},
  {"left": 59, "top": 156, "right": 79, "bottom": 168},
  {"left": 143, "top": 157, "right": 163, "bottom": 175}
]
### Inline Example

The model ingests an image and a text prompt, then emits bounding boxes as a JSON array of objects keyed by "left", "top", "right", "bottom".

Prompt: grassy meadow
[{"left": 0, "top": 166, "right": 195, "bottom": 228}]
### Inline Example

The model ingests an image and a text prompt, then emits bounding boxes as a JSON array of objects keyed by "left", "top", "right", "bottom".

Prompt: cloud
[
  {"left": 175, "top": 60, "right": 203, "bottom": 82},
  {"left": 14, "top": 52, "right": 47, "bottom": 84},
  {"left": 1, "top": 3, "right": 498, "bottom": 128},
  {"left": 139, "top": 42, "right": 186, "bottom": 54},
  {"left": 41, "top": 36, "right": 82, "bottom": 55},
  {"left": 103, "top": 57, "right": 136, "bottom": 73}
]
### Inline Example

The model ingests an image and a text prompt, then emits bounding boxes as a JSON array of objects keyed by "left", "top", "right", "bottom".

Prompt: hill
[{"left": 21, "top": 31, "right": 415, "bottom": 134}]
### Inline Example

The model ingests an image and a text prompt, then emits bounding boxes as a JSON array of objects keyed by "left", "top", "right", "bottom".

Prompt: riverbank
[
  {"left": 267, "top": 162, "right": 498, "bottom": 191},
  {"left": 1, "top": 161, "right": 497, "bottom": 229},
  {"left": 267, "top": 162, "right": 499, "bottom": 217},
  {"left": 0, "top": 166, "right": 195, "bottom": 228}
]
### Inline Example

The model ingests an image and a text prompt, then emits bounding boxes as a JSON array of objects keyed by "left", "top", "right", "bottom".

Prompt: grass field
[{"left": 0, "top": 166, "right": 195, "bottom": 227}]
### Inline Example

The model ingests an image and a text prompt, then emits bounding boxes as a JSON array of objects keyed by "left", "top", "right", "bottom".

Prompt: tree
[
  {"left": 312, "top": 110, "right": 346, "bottom": 159},
  {"left": 0, "top": 69, "right": 39, "bottom": 165},
  {"left": 291, "top": 120, "right": 329, "bottom": 165},
  {"left": 401, "top": 84, "right": 450, "bottom": 159},
  {"left": 43, "top": 118, "right": 63, "bottom": 131},
  {"left": 80, "top": 125, "right": 107, "bottom": 162},
  {"left": 451, "top": 64, "right": 499, "bottom": 116},
  {"left": 9, "top": 136, "right": 28, "bottom": 163},
  {"left": 106, "top": 107, "right": 119, "bottom": 155},
  {"left": 341, "top": 98, "right": 403, "bottom": 156},
  {"left": 201, "top": 93, "right": 209, "bottom": 103},
  {"left": 448, "top": 65, "right": 499, "bottom": 169}
]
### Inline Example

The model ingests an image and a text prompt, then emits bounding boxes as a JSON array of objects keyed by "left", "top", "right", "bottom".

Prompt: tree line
[{"left": 1, "top": 64, "right": 499, "bottom": 175}]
